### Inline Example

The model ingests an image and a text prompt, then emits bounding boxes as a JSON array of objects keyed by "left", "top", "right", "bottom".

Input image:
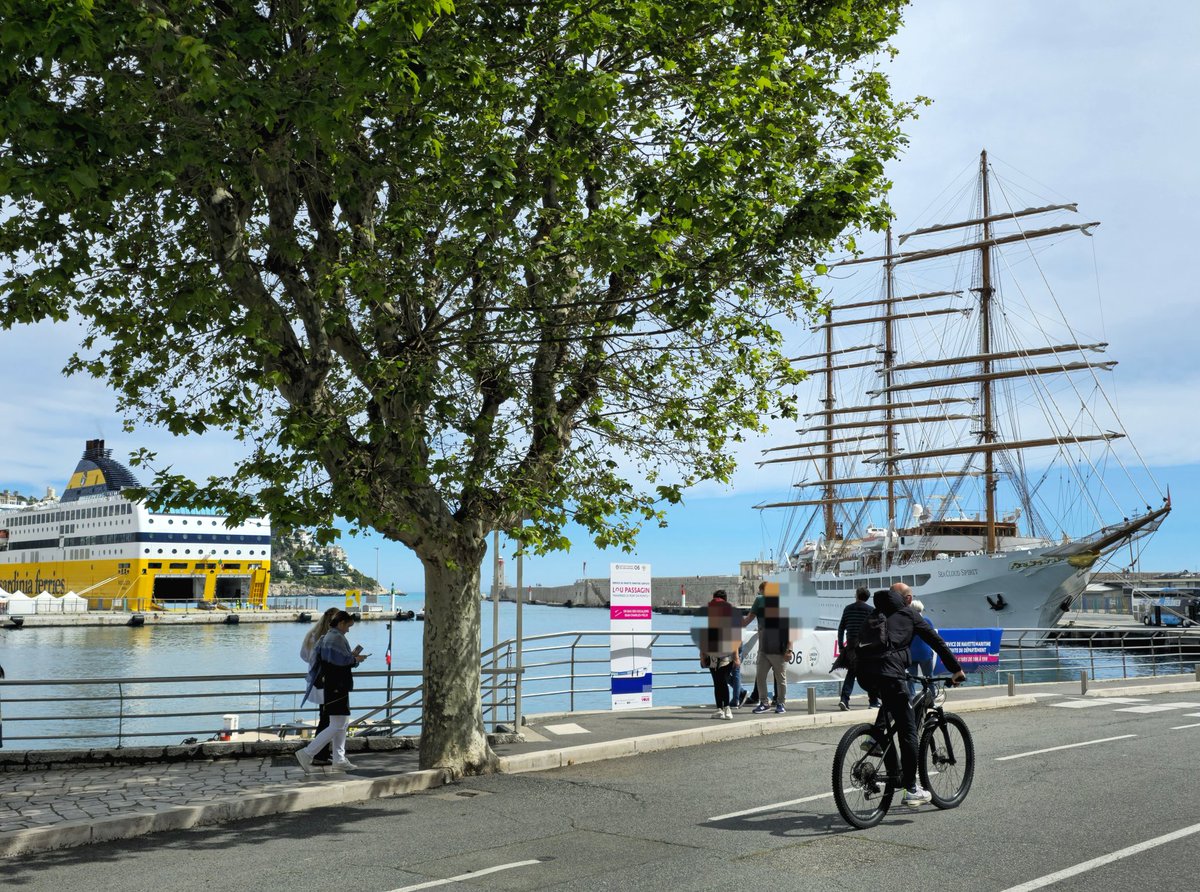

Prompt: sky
[{"left": 2, "top": 1, "right": 1198, "bottom": 593}]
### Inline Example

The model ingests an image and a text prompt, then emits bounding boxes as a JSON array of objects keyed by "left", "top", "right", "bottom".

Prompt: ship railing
[{"left": 0, "top": 626, "right": 1197, "bottom": 750}]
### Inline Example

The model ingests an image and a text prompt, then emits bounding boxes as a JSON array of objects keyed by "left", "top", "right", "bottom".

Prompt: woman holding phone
[
  {"left": 295, "top": 610, "right": 367, "bottom": 772},
  {"left": 299, "top": 607, "right": 340, "bottom": 766}
]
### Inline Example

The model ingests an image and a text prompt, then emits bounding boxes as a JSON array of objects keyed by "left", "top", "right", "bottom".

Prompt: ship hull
[{"left": 771, "top": 545, "right": 1088, "bottom": 632}]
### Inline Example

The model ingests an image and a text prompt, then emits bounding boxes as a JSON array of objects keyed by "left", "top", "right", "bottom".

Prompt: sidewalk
[{"left": 1, "top": 673, "right": 1197, "bottom": 858}]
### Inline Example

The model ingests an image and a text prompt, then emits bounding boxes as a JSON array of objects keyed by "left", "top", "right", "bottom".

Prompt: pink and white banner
[{"left": 610, "top": 562, "right": 653, "bottom": 710}]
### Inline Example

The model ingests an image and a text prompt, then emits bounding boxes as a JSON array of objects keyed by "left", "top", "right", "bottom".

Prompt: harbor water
[{"left": 0, "top": 599, "right": 1189, "bottom": 749}]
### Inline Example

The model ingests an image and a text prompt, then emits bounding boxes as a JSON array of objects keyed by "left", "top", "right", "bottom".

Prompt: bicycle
[{"left": 832, "top": 674, "right": 975, "bottom": 829}]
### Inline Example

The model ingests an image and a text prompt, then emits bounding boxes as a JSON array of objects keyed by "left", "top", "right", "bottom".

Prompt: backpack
[{"left": 855, "top": 610, "right": 894, "bottom": 659}]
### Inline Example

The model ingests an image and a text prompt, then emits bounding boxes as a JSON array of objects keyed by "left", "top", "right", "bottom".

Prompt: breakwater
[{"left": 496, "top": 573, "right": 753, "bottom": 609}]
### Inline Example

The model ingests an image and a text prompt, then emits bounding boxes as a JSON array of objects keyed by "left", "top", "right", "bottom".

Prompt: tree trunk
[{"left": 418, "top": 548, "right": 497, "bottom": 775}]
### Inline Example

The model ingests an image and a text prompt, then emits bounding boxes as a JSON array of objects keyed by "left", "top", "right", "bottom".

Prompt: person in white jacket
[{"left": 299, "top": 607, "right": 339, "bottom": 765}]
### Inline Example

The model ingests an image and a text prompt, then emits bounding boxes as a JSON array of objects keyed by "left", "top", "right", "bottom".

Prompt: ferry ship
[{"left": 0, "top": 440, "right": 271, "bottom": 611}]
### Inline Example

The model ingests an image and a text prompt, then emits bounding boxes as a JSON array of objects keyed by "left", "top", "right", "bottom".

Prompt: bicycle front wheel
[
  {"left": 918, "top": 711, "right": 974, "bottom": 808},
  {"left": 832, "top": 723, "right": 896, "bottom": 829}
]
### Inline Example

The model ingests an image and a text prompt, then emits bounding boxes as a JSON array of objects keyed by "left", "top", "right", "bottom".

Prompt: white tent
[
  {"left": 34, "top": 591, "right": 62, "bottom": 613},
  {"left": 5, "top": 591, "right": 35, "bottom": 615},
  {"left": 61, "top": 591, "right": 88, "bottom": 613},
  {"left": 0, "top": 587, "right": 8, "bottom": 614}
]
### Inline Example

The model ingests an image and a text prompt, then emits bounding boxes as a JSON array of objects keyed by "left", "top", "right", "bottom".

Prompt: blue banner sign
[{"left": 933, "top": 628, "right": 1002, "bottom": 674}]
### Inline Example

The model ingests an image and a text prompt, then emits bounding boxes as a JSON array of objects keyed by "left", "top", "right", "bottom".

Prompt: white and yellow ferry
[{"left": 0, "top": 440, "right": 270, "bottom": 611}]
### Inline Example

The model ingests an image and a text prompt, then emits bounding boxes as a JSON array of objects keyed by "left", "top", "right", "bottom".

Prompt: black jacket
[
  {"left": 858, "top": 589, "right": 963, "bottom": 680},
  {"left": 838, "top": 599, "right": 873, "bottom": 647}
]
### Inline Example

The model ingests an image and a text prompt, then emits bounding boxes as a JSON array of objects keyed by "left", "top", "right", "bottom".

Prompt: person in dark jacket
[
  {"left": 856, "top": 583, "right": 966, "bottom": 808},
  {"left": 295, "top": 610, "right": 368, "bottom": 772},
  {"left": 837, "top": 586, "right": 879, "bottom": 711}
]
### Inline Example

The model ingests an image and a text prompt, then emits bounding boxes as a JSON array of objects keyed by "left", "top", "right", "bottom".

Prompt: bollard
[
  {"left": 807, "top": 687, "right": 816, "bottom": 715},
  {"left": 1080, "top": 669, "right": 1088, "bottom": 695},
  {"left": 1008, "top": 675, "right": 1016, "bottom": 697}
]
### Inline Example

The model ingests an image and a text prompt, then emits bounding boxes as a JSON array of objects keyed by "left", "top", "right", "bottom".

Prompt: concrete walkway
[{"left": 1, "top": 673, "right": 1197, "bottom": 858}]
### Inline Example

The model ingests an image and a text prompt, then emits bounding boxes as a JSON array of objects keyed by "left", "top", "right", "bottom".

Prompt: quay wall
[{"left": 497, "top": 574, "right": 757, "bottom": 609}]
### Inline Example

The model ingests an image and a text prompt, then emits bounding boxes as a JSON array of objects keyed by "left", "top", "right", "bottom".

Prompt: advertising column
[{"left": 610, "top": 562, "right": 653, "bottom": 710}]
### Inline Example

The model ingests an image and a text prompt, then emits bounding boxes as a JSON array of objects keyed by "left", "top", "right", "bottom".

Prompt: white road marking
[
  {"left": 1050, "top": 700, "right": 1112, "bottom": 709},
  {"left": 995, "top": 734, "right": 1136, "bottom": 761},
  {"left": 1171, "top": 722, "right": 1200, "bottom": 730},
  {"left": 542, "top": 722, "right": 590, "bottom": 735},
  {"left": 708, "top": 790, "right": 836, "bottom": 822},
  {"left": 1114, "top": 702, "right": 1200, "bottom": 713},
  {"left": 1078, "top": 697, "right": 1148, "bottom": 703},
  {"left": 999, "top": 822, "right": 1200, "bottom": 891},
  {"left": 385, "top": 859, "right": 542, "bottom": 891}
]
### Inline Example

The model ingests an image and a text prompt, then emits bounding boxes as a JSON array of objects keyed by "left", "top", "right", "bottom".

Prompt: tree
[{"left": 0, "top": 0, "right": 917, "bottom": 774}]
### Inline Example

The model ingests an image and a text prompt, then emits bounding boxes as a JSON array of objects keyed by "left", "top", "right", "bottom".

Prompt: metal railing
[{"left": 2, "top": 626, "right": 1198, "bottom": 750}]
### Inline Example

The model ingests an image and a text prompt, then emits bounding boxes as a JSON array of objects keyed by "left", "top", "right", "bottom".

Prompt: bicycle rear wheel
[
  {"left": 918, "top": 711, "right": 974, "bottom": 808},
  {"left": 832, "top": 723, "right": 896, "bottom": 829}
]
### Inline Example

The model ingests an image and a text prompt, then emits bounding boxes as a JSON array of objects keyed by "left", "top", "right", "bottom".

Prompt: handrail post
[{"left": 117, "top": 682, "right": 125, "bottom": 748}]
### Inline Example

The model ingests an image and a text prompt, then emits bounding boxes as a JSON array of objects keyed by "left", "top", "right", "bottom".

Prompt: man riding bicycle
[{"left": 857, "top": 583, "right": 967, "bottom": 807}]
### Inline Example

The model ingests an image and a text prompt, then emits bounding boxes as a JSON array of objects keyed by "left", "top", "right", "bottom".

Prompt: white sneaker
[
  {"left": 722, "top": 706, "right": 733, "bottom": 720},
  {"left": 331, "top": 759, "right": 358, "bottom": 770},
  {"left": 294, "top": 749, "right": 314, "bottom": 772},
  {"left": 711, "top": 709, "right": 726, "bottom": 719},
  {"left": 902, "top": 786, "right": 932, "bottom": 807}
]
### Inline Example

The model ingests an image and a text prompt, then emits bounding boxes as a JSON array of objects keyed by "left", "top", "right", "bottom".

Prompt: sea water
[{"left": 0, "top": 599, "right": 1182, "bottom": 749}]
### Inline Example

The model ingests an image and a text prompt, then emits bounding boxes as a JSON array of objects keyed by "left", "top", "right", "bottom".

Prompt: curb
[
  {"left": 0, "top": 768, "right": 450, "bottom": 858},
  {"left": 497, "top": 693, "right": 1037, "bottom": 774}
]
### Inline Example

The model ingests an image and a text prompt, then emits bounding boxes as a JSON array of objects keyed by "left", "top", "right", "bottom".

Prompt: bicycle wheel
[
  {"left": 832, "top": 723, "right": 897, "bottom": 829},
  {"left": 918, "top": 711, "right": 974, "bottom": 808}
]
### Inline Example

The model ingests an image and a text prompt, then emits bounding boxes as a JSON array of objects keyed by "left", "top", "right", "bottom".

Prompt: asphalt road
[{"left": 3, "top": 690, "right": 1199, "bottom": 891}]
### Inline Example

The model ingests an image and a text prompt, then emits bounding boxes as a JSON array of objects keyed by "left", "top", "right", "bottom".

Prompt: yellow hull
[{"left": 0, "top": 557, "right": 271, "bottom": 612}]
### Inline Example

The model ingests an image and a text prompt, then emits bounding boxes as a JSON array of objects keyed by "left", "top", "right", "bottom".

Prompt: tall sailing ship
[
  {"left": 760, "top": 151, "right": 1169, "bottom": 631},
  {"left": 0, "top": 439, "right": 271, "bottom": 611}
]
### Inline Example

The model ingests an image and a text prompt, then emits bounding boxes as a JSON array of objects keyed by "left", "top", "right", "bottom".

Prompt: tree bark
[{"left": 418, "top": 545, "right": 497, "bottom": 775}]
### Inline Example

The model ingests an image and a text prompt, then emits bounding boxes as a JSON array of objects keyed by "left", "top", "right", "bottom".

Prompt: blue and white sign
[
  {"left": 610, "top": 562, "right": 653, "bottom": 710},
  {"left": 933, "top": 628, "right": 1003, "bottom": 673}
]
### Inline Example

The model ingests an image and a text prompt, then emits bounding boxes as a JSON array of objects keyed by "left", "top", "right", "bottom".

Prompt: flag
[{"left": 385, "top": 647, "right": 392, "bottom": 667}]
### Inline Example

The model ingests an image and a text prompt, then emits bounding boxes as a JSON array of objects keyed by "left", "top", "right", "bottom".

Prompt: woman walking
[
  {"left": 295, "top": 610, "right": 368, "bottom": 771},
  {"left": 700, "top": 590, "right": 738, "bottom": 720},
  {"left": 299, "top": 607, "right": 339, "bottom": 765}
]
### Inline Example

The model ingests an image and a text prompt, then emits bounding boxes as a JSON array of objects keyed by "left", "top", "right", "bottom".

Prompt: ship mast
[
  {"left": 883, "top": 227, "right": 897, "bottom": 561},
  {"left": 979, "top": 150, "right": 998, "bottom": 552},
  {"left": 822, "top": 302, "right": 837, "bottom": 541}
]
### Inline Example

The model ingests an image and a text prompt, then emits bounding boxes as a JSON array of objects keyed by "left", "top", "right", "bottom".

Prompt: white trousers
[{"left": 303, "top": 714, "right": 349, "bottom": 763}]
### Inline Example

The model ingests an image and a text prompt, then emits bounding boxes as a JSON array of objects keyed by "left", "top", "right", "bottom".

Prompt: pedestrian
[
  {"left": 299, "top": 606, "right": 339, "bottom": 766},
  {"left": 856, "top": 583, "right": 966, "bottom": 808},
  {"left": 906, "top": 599, "right": 935, "bottom": 698},
  {"left": 700, "top": 590, "right": 738, "bottom": 720},
  {"left": 751, "top": 588, "right": 792, "bottom": 715},
  {"left": 837, "top": 586, "right": 880, "bottom": 711},
  {"left": 727, "top": 638, "right": 745, "bottom": 710},
  {"left": 741, "top": 581, "right": 776, "bottom": 705},
  {"left": 295, "top": 610, "right": 368, "bottom": 771}
]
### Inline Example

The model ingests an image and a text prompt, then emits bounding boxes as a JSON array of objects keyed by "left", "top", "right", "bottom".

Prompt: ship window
[
  {"left": 169, "top": 562, "right": 187, "bottom": 569},
  {"left": 147, "top": 562, "right": 162, "bottom": 568},
  {"left": 168, "top": 519, "right": 173, "bottom": 524}
]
